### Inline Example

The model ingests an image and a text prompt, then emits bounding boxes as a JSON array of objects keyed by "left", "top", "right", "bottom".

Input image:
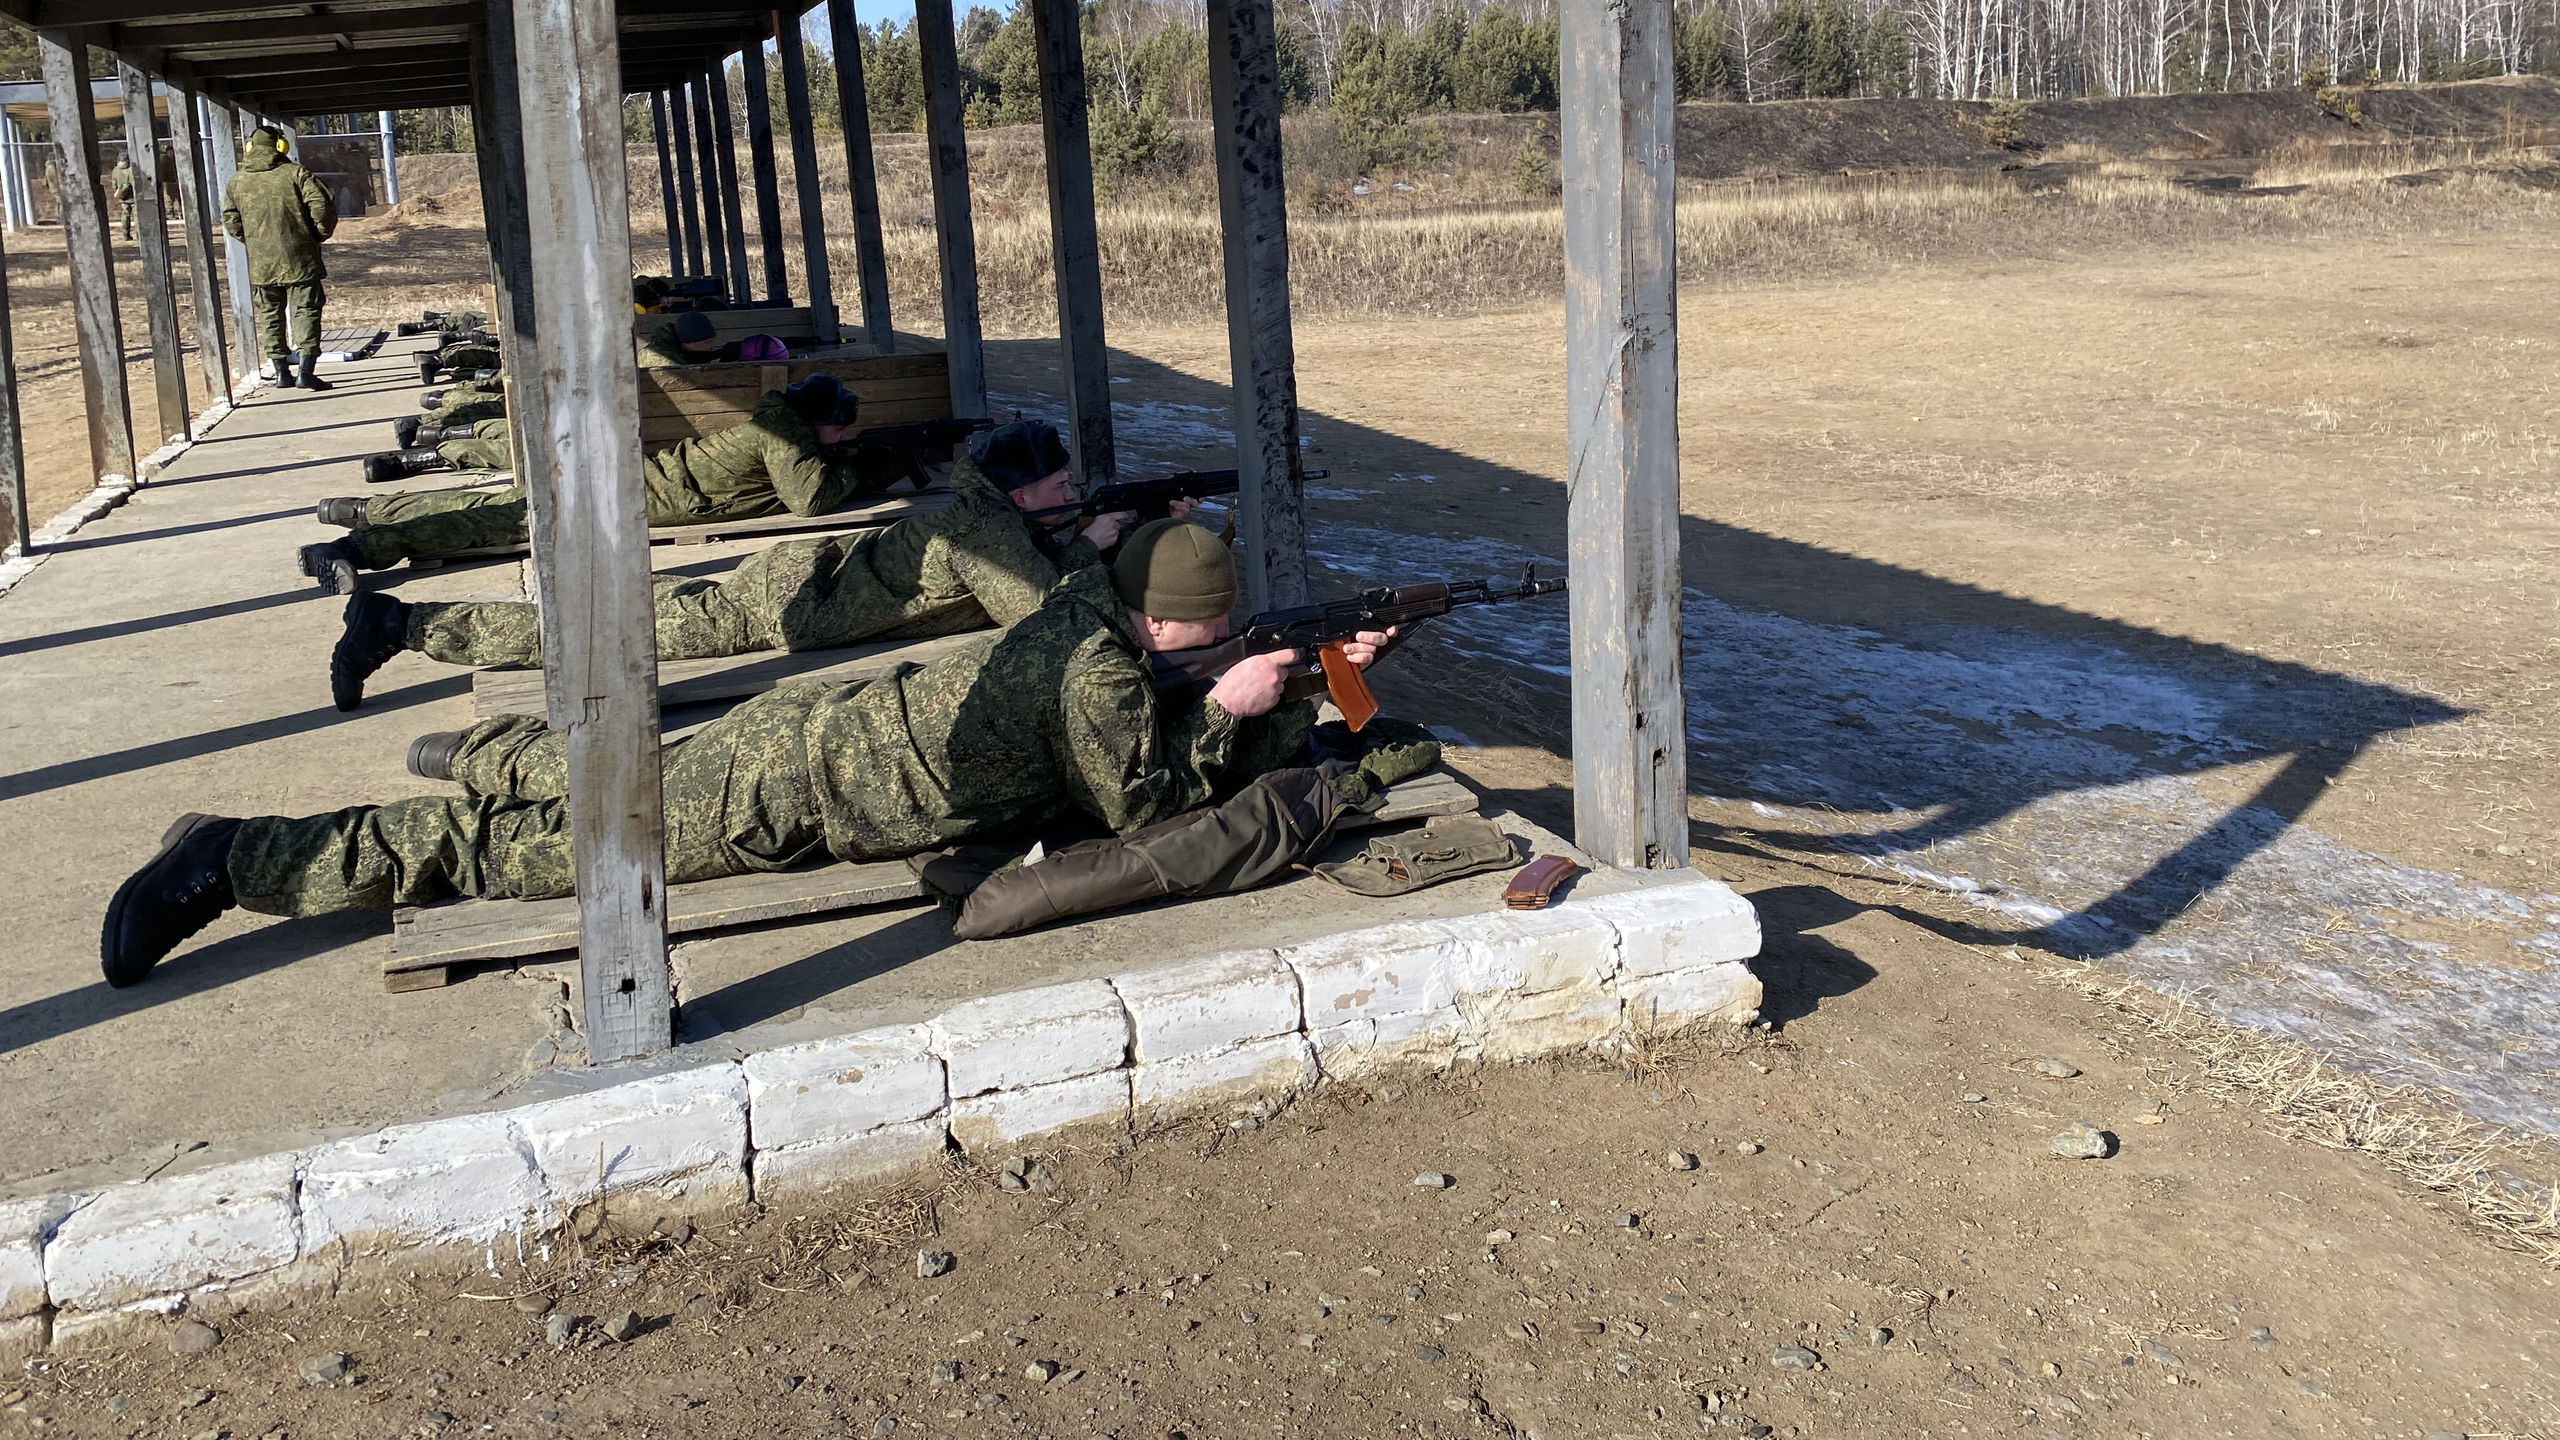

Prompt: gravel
[
  {"left": 1771, "top": 1344, "right": 1820, "bottom": 1371},
  {"left": 2142, "top": 1339, "right": 2184, "bottom": 1368},
  {"left": 1733, "top": 1142, "right": 1763, "bottom": 1156},
  {"left": 166, "top": 1319, "right": 221, "bottom": 1355},
  {"left": 296, "top": 1352, "right": 352, "bottom": 1386},
  {"left": 1413, "top": 1171, "right": 1455, "bottom": 1188},
  {"left": 1415, "top": 1345, "right": 1446, "bottom": 1363},
  {"left": 2049, "top": 1122, "right": 2113, "bottom": 1159},
  {"left": 1668, "top": 1150, "right": 1700, "bottom": 1170},
  {"left": 544, "top": 1313, "right": 582, "bottom": 1347},
  {"left": 603, "top": 1310, "right": 643, "bottom": 1343},
  {"left": 915, "top": 1249, "right": 956, "bottom": 1279},
  {"left": 2032, "top": 1058, "right": 2083, "bottom": 1078}
]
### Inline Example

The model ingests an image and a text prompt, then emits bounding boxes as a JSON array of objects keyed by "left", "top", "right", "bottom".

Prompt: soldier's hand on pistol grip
[{"left": 1081, "top": 508, "right": 1139, "bottom": 552}]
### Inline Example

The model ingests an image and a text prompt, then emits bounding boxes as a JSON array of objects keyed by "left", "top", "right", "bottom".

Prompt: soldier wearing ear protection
[{"left": 221, "top": 126, "right": 338, "bottom": 392}]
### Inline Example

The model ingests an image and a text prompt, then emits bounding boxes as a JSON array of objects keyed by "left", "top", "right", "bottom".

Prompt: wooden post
[
  {"left": 705, "top": 60, "right": 752, "bottom": 306},
  {"left": 507, "top": 0, "right": 673, "bottom": 1063},
  {"left": 165, "top": 77, "right": 233, "bottom": 407},
  {"left": 688, "top": 78, "right": 729, "bottom": 294},
  {"left": 913, "top": 0, "right": 981, "bottom": 413},
  {"left": 204, "top": 85, "right": 260, "bottom": 388},
  {"left": 1561, "top": 0, "right": 1686, "bottom": 871},
  {"left": 668, "top": 83, "right": 705, "bottom": 277},
  {"left": 738, "top": 36, "right": 789, "bottom": 305},
  {"left": 0, "top": 220, "right": 26, "bottom": 556},
  {"left": 119, "top": 55, "right": 191, "bottom": 449},
  {"left": 649, "top": 90, "right": 683, "bottom": 276},
  {"left": 773, "top": 10, "right": 838, "bottom": 345},
  {"left": 1205, "top": 0, "right": 1305, "bottom": 611},
  {"left": 825, "top": 0, "right": 896, "bottom": 352},
  {"left": 42, "top": 28, "right": 138, "bottom": 485},
  {"left": 1028, "top": 0, "right": 1114, "bottom": 484}
]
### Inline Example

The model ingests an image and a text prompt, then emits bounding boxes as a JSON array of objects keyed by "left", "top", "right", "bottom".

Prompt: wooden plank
[
  {"left": 417, "top": 487, "right": 950, "bottom": 564},
  {"left": 668, "top": 81, "right": 705, "bottom": 276},
  {"left": 911, "top": 0, "right": 985, "bottom": 418},
  {"left": 706, "top": 59, "right": 752, "bottom": 304},
  {"left": 164, "top": 83, "right": 232, "bottom": 409},
  {"left": 123, "top": 53, "right": 193, "bottom": 446},
  {"left": 1206, "top": 0, "right": 1306, "bottom": 611},
  {"left": 739, "top": 34, "right": 790, "bottom": 304},
  {"left": 636, "top": 350, "right": 947, "bottom": 389},
  {"left": 636, "top": 395, "right": 947, "bottom": 443},
  {"left": 475, "top": 627, "right": 982, "bottom": 719},
  {"left": 0, "top": 218, "right": 25, "bottom": 556},
  {"left": 41, "top": 29, "right": 138, "bottom": 483},
  {"left": 650, "top": 89, "right": 684, "bottom": 275},
  {"left": 385, "top": 772, "right": 1481, "bottom": 975},
  {"left": 511, "top": 0, "right": 676, "bottom": 1061},
  {"left": 1561, "top": 0, "right": 1687, "bottom": 872},
  {"left": 775, "top": 12, "right": 841, "bottom": 346},
  {"left": 639, "top": 373, "right": 945, "bottom": 416},
  {"left": 824, "top": 0, "right": 895, "bottom": 352},
  {"left": 631, "top": 306, "right": 829, "bottom": 343},
  {"left": 1029, "top": 0, "right": 1115, "bottom": 484},
  {"left": 689, "top": 76, "right": 730, "bottom": 294}
]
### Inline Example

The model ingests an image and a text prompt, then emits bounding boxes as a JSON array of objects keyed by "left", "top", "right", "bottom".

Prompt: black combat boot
[
  {"left": 418, "top": 389, "right": 449, "bottom": 411},
  {"left": 391, "top": 415, "right": 421, "bottom": 447},
  {"left": 407, "top": 729, "right": 472, "bottom": 783},
  {"left": 297, "top": 351, "right": 332, "bottom": 391},
  {"left": 101, "top": 813, "right": 244, "bottom": 987},
  {"left": 417, "top": 352, "right": 444, "bottom": 385},
  {"left": 265, "top": 355, "right": 290, "bottom": 385},
  {"left": 314, "top": 497, "right": 368, "bottom": 529},
  {"left": 331, "top": 592, "right": 413, "bottom": 712},
  {"left": 361, "top": 447, "right": 452, "bottom": 484},
  {"left": 298, "top": 537, "right": 362, "bottom": 595}
]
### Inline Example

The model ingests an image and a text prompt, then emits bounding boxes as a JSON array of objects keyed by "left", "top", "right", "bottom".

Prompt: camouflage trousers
[
  {"left": 424, "top": 383, "right": 506, "bottom": 429},
  {"left": 252, "top": 281, "right": 325, "bottom": 359},
  {"left": 408, "top": 570, "right": 776, "bottom": 668},
  {"left": 435, "top": 419, "right": 512, "bottom": 472},
  {"left": 438, "top": 341, "right": 502, "bottom": 372},
  {"left": 226, "top": 700, "right": 832, "bottom": 915},
  {"left": 347, "top": 481, "right": 527, "bottom": 569}
]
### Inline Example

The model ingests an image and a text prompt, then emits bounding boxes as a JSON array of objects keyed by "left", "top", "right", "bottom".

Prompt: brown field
[{"left": 7, "top": 87, "right": 2560, "bottom": 1437}]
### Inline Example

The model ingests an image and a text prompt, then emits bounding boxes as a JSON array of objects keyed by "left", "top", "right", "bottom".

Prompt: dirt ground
[{"left": 8, "top": 140, "right": 2560, "bottom": 1437}]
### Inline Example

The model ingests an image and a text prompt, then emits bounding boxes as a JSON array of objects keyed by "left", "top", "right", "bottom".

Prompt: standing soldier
[
  {"left": 107, "top": 152, "right": 135, "bottom": 239},
  {"left": 221, "top": 125, "right": 338, "bottom": 393}
]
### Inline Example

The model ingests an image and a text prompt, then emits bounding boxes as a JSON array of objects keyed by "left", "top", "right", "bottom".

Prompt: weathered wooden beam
[
  {"left": 649, "top": 89, "right": 682, "bottom": 276},
  {"left": 824, "top": 0, "right": 894, "bottom": 353},
  {"left": 1027, "top": 0, "right": 1112, "bottom": 483},
  {"left": 119, "top": 52, "right": 192, "bottom": 448},
  {"left": 0, "top": 222, "right": 26, "bottom": 556},
  {"left": 117, "top": 5, "right": 478, "bottom": 47},
  {"left": 772, "top": 11, "right": 836, "bottom": 344},
  {"left": 188, "top": 47, "right": 470, "bottom": 79},
  {"left": 668, "top": 80, "right": 705, "bottom": 276},
  {"left": 687, "top": 75, "right": 729, "bottom": 294},
  {"left": 506, "top": 0, "right": 674, "bottom": 1062},
  {"left": 201, "top": 82, "right": 261, "bottom": 388},
  {"left": 704, "top": 58, "right": 751, "bottom": 305},
  {"left": 1205, "top": 0, "right": 1304, "bottom": 611},
  {"left": 165, "top": 82, "right": 232, "bottom": 406},
  {"left": 41, "top": 27, "right": 139, "bottom": 484},
  {"left": 737, "top": 35, "right": 788, "bottom": 304},
  {"left": 1561, "top": 0, "right": 1686, "bottom": 871}
]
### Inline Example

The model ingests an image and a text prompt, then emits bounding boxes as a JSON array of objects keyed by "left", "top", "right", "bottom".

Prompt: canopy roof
[{"left": 16, "top": 1, "right": 780, "bottom": 115}]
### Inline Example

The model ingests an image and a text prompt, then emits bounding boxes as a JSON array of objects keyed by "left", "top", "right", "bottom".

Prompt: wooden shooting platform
[
  {"left": 472, "top": 628, "right": 985, "bottom": 718},
  {"left": 407, "top": 487, "right": 954, "bottom": 567},
  {"left": 382, "top": 770, "right": 1485, "bottom": 990},
  {"left": 638, "top": 346, "right": 949, "bottom": 450},
  {"left": 634, "top": 304, "right": 838, "bottom": 347}
]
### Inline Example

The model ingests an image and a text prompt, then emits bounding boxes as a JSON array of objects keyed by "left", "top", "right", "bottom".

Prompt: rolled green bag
[{"left": 1313, "top": 812, "right": 1520, "bottom": 897}]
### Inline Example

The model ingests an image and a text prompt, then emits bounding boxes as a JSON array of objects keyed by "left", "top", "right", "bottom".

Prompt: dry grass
[{"left": 2029, "top": 955, "right": 2560, "bottom": 1266}]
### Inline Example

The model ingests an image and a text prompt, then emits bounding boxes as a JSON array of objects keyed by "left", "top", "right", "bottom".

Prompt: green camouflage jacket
[
  {"left": 108, "top": 159, "right": 134, "bottom": 200},
  {"left": 761, "top": 454, "right": 1100, "bottom": 648},
  {"left": 804, "top": 565, "right": 1306, "bottom": 860},
  {"left": 643, "top": 390, "right": 878, "bottom": 524},
  {"left": 637, "top": 323, "right": 690, "bottom": 368},
  {"left": 221, "top": 144, "right": 336, "bottom": 284}
]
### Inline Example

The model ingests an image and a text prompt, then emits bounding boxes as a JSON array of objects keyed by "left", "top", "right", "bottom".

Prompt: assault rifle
[
  {"left": 1155, "top": 568, "right": 1566, "bottom": 731},
  {"left": 1022, "top": 467, "right": 1330, "bottom": 528},
  {"left": 825, "top": 416, "right": 996, "bottom": 492}
]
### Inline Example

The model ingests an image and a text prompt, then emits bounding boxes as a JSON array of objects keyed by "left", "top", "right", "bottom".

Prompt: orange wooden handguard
[{"left": 1319, "top": 640, "right": 1380, "bottom": 732}]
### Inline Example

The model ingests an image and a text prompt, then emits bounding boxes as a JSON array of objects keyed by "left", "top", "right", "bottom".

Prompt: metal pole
[
  {"left": 649, "top": 89, "right": 682, "bottom": 276},
  {"left": 1562, "top": 0, "right": 1687, "bottom": 870},
  {"left": 166, "top": 78, "right": 233, "bottom": 407},
  {"left": 41, "top": 28, "right": 138, "bottom": 484},
  {"left": 773, "top": 10, "right": 838, "bottom": 344},
  {"left": 668, "top": 83, "right": 704, "bottom": 276},
  {"left": 1206, "top": 0, "right": 1306, "bottom": 612},
  {"left": 379, "top": 109, "right": 400, "bottom": 204},
  {"left": 508, "top": 0, "right": 673, "bottom": 1062},
  {"left": 826, "top": 0, "right": 896, "bottom": 351},
  {"left": 0, "top": 119, "right": 21, "bottom": 233},
  {"left": 120, "top": 57, "right": 192, "bottom": 448},
  {"left": 705, "top": 59, "right": 751, "bottom": 304},
  {"left": 738, "top": 34, "right": 789, "bottom": 304},
  {"left": 1029, "top": 0, "right": 1114, "bottom": 484},
  {"left": 688, "top": 76, "right": 729, "bottom": 294}
]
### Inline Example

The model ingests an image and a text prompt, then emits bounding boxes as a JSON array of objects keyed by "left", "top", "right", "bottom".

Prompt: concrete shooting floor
[{"left": 0, "top": 339, "right": 1607, "bottom": 1200}]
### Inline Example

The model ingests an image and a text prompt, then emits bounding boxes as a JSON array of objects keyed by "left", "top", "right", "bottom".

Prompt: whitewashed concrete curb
[{"left": 5, "top": 872, "right": 1758, "bottom": 1353}]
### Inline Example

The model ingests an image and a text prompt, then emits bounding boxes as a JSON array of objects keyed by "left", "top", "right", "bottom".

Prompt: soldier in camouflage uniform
[
  {"left": 296, "top": 374, "right": 887, "bottom": 595},
  {"left": 376, "top": 313, "right": 729, "bottom": 467},
  {"left": 99, "top": 522, "right": 1391, "bottom": 986},
  {"left": 324, "top": 422, "right": 1156, "bottom": 710},
  {"left": 108, "top": 155, "right": 136, "bottom": 239},
  {"left": 221, "top": 126, "right": 338, "bottom": 391}
]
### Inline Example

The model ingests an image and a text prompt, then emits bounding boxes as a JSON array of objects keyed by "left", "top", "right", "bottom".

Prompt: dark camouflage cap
[
  {"left": 1112, "top": 518, "right": 1233, "bottom": 621},
  {"left": 967, "top": 420, "right": 1071, "bottom": 492},
  {"left": 782, "top": 373, "right": 859, "bottom": 427},
  {"left": 673, "top": 309, "right": 718, "bottom": 344}
]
